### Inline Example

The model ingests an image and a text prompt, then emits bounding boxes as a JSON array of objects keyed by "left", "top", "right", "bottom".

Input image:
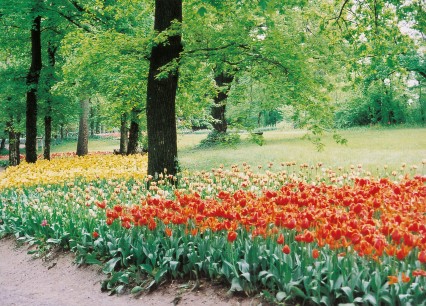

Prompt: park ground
[
  {"left": 0, "top": 126, "right": 425, "bottom": 305},
  {"left": 0, "top": 237, "right": 262, "bottom": 306}
]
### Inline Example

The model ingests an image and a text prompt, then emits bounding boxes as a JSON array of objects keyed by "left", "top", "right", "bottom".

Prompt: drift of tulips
[{"left": 0, "top": 154, "right": 425, "bottom": 305}]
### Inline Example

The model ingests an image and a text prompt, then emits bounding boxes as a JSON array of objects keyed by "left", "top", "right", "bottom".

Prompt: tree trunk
[
  {"left": 127, "top": 109, "right": 139, "bottom": 155},
  {"left": 76, "top": 99, "right": 90, "bottom": 156},
  {"left": 0, "top": 138, "right": 5, "bottom": 150},
  {"left": 90, "top": 106, "right": 95, "bottom": 136},
  {"left": 7, "top": 121, "right": 20, "bottom": 167},
  {"left": 60, "top": 124, "right": 64, "bottom": 140},
  {"left": 43, "top": 42, "right": 57, "bottom": 161},
  {"left": 44, "top": 116, "right": 52, "bottom": 160},
  {"left": 25, "top": 15, "right": 42, "bottom": 163},
  {"left": 120, "top": 113, "right": 129, "bottom": 154},
  {"left": 419, "top": 80, "right": 425, "bottom": 124},
  {"left": 211, "top": 73, "right": 233, "bottom": 133},
  {"left": 146, "top": 0, "right": 182, "bottom": 177}
]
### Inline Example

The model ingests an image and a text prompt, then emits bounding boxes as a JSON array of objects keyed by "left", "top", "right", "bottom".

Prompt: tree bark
[
  {"left": 44, "top": 116, "right": 52, "bottom": 160},
  {"left": 76, "top": 99, "right": 90, "bottom": 156},
  {"left": 127, "top": 109, "right": 139, "bottom": 155},
  {"left": 43, "top": 42, "right": 57, "bottom": 161},
  {"left": 146, "top": 0, "right": 182, "bottom": 177},
  {"left": 7, "top": 121, "right": 20, "bottom": 167},
  {"left": 120, "top": 112, "right": 129, "bottom": 154},
  {"left": 25, "top": 15, "right": 42, "bottom": 163},
  {"left": 211, "top": 73, "right": 233, "bottom": 133}
]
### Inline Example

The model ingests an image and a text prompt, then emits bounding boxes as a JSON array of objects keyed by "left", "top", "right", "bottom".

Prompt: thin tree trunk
[
  {"left": 44, "top": 116, "right": 52, "bottom": 160},
  {"left": 120, "top": 113, "right": 129, "bottom": 154},
  {"left": 90, "top": 105, "right": 95, "bottom": 136},
  {"left": 44, "top": 42, "right": 57, "bottom": 161},
  {"left": 419, "top": 80, "right": 425, "bottom": 124},
  {"left": 0, "top": 138, "right": 5, "bottom": 150},
  {"left": 146, "top": 0, "right": 182, "bottom": 177},
  {"left": 7, "top": 121, "right": 20, "bottom": 167},
  {"left": 76, "top": 99, "right": 90, "bottom": 156},
  {"left": 127, "top": 109, "right": 139, "bottom": 155},
  {"left": 25, "top": 15, "right": 42, "bottom": 163},
  {"left": 211, "top": 73, "right": 233, "bottom": 133}
]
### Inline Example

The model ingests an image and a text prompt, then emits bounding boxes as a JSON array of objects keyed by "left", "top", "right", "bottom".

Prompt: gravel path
[{"left": 0, "top": 237, "right": 260, "bottom": 306}]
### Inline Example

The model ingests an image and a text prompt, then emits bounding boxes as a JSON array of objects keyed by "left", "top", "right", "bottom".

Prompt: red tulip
[
  {"left": 227, "top": 231, "right": 237, "bottom": 243},
  {"left": 282, "top": 245, "right": 290, "bottom": 254}
]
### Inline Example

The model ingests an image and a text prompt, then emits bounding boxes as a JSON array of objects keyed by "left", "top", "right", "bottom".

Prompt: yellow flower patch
[{"left": 0, "top": 154, "right": 148, "bottom": 190}]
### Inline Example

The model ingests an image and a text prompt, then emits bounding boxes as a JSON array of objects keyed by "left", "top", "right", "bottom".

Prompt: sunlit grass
[
  {"left": 49, "top": 138, "right": 119, "bottom": 153},
  {"left": 30, "top": 127, "right": 426, "bottom": 174},
  {"left": 178, "top": 127, "right": 426, "bottom": 173}
]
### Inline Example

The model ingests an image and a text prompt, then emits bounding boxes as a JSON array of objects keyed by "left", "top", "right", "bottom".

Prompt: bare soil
[{"left": 0, "top": 237, "right": 265, "bottom": 306}]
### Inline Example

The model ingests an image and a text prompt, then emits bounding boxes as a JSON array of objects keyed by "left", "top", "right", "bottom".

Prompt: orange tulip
[
  {"left": 164, "top": 227, "right": 172, "bottom": 237},
  {"left": 277, "top": 233, "right": 285, "bottom": 245},
  {"left": 412, "top": 269, "right": 426, "bottom": 277},
  {"left": 387, "top": 275, "right": 398, "bottom": 285},
  {"left": 401, "top": 273, "right": 410, "bottom": 283},
  {"left": 312, "top": 249, "right": 320, "bottom": 259}
]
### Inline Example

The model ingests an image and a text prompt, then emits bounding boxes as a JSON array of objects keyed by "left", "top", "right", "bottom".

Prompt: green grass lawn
[
  {"left": 37, "top": 127, "right": 426, "bottom": 173},
  {"left": 178, "top": 127, "right": 426, "bottom": 173},
  {"left": 49, "top": 138, "right": 120, "bottom": 153}
]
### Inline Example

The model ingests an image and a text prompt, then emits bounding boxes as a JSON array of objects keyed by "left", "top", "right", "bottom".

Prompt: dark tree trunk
[
  {"left": 120, "top": 113, "right": 129, "bottom": 154},
  {"left": 26, "top": 15, "right": 42, "bottom": 163},
  {"left": 44, "top": 116, "right": 52, "bottom": 160},
  {"left": 0, "top": 138, "right": 5, "bottom": 150},
  {"left": 211, "top": 73, "right": 233, "bottom": 133},
  {"left": 7, "top": 121, "right": 20, "bottom": 167},
  {"left": 127, "top": 109, "right": 139, "bottom": 155},
  {"left": 146, "top": 0, "right": 182, "bottom": 177},
  {"left": 43, "top": 42, "right": 57, "bottom": 161},
  {"left": 76, "top": 99, "right": 90, "bottom": 156}
]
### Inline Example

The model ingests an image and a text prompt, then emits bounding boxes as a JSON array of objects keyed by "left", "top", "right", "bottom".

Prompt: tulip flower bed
[{"left": 0, "top": 155, "right": 425, "bottom": 305}]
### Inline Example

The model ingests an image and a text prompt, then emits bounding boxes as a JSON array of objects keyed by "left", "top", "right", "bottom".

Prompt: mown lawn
[
  {"left": 178, "top": 127, "right": 426, "bottom": 173},
  {"left": 44, "top": 127, "right": 426, "bottom": 173}
]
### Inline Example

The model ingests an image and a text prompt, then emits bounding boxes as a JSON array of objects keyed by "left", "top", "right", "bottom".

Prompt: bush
[
  {"left": 199, "top": 131, "right": 240, "bottom": 148},
  {"left": 249, "top": 132, "right": 265, "bottom": 146}
]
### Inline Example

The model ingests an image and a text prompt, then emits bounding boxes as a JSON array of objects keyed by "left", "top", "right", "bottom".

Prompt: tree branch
[
  {"left": 184, "top": 42, "right": 240, "bottom": 55},
  {"left": 330, "top": 0, "right": 350, "bottom": 23},
  {"left": 54, "top": 10, "right": 91, "bottom": 32}
]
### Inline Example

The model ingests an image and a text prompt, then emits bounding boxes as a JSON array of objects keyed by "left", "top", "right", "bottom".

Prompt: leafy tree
[{"left": 331, "top": 0, "right": 424, "bottom": 126}]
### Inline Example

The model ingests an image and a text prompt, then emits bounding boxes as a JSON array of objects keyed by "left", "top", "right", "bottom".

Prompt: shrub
[{"left": 199, "top": 131, "right": 240, "bottom": 148}]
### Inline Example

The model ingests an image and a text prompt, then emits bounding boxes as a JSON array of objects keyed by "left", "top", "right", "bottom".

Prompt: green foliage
[
  {"left": 248, "top": 133, "right": 265, "bottom": 146},
  {"left": 199, "top": 131, "right": 241, "bottom": 148}
]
